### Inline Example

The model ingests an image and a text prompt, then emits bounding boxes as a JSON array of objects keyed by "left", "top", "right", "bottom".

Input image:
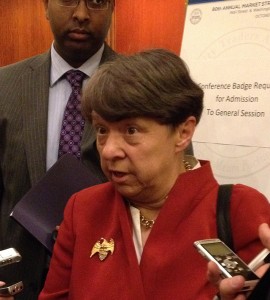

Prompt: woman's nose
[{"left": 100, "top": 135, "right": 125, "bottom": 160}]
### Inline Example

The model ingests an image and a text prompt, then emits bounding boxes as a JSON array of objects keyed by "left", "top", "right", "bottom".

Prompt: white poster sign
[{"left": 181, "top": 0, "right": 270, "bottom": 199}]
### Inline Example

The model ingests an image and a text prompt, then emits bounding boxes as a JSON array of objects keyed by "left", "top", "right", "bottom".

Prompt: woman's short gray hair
[{"left": 83, "top": 48, "right": 204, "bottom": 126}]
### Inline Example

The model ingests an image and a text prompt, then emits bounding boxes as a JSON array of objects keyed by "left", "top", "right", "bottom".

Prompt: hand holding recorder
[
  {"left": 194, "top": 238, "right": 259, "bottom": 292},
  {"left": 0, "top": 281, "right": 14, "bottom": 300},
  {"left": 206, "top": 223, "right": 270, "bottom": 300},
  {"left": 0, "top": 248, "right": 23, "bottom": 297}
]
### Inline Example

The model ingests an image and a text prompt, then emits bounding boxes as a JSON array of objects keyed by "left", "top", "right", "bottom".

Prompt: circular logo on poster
[
  {"left": 190, "top": 9, "right": 202, "bottom": 25},
  {"left": 199, "top": 27, "right": 270, "bottom": 60},
  {"left": 196, "top": 143, "right": 270, "bottom": 179}
]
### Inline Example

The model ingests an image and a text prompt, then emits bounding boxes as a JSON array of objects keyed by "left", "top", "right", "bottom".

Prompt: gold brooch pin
[{"left": 90, "top": 238, "right": 114, "bottom": 261}]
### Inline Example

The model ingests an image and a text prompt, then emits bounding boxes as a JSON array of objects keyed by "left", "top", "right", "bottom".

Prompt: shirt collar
[{"left": 50, "top": 43, "right": 105, "bottom": 86}]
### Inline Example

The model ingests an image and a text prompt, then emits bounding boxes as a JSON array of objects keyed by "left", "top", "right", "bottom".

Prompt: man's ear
[
  {"left": 175, "top": 116, "right": 196, "bottom": 152},
  {"left": 43, "top": 0, "right": 49, "bottom": 20},
  {"left": 110, "top": 0, "right": 115, "bottom": 11}
]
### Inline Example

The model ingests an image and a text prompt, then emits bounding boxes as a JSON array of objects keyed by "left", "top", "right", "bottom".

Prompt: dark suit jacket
[{"left": 0, "top": 44, "right": 117, "bottom": 300}]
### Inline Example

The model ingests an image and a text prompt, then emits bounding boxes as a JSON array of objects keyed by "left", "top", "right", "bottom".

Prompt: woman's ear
[{"left": 175, "top": 116, "right": 197, "bottom": 152}]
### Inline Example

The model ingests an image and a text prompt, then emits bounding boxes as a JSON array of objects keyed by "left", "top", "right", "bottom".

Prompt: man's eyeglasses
[{"left": 56, "top": 0, "right": 110, "bottom": 10}]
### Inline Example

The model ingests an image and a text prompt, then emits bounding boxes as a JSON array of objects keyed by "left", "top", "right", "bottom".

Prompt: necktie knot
[{"left": 65, "top": 70, "right": 86, "bottom": 90}]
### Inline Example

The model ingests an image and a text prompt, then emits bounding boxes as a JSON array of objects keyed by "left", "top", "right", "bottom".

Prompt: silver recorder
[
  {"left": 194, "top": 238, "right": 259, "bottom": 292},
  {"left": 0, "top": 281, "right": 24, "bottom": 296},
  {"left": 0, "top": 247, "right": 22, "bottom": 267}
]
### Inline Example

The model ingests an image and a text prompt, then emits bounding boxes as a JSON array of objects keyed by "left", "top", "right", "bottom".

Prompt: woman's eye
[{"left": 96, "top": 126, "right": 107, "bottom": 135}]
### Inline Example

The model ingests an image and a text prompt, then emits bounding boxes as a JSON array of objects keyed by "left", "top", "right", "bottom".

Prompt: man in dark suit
[{"left": 0, "top": 0, "right": 116, "bottom": 299}]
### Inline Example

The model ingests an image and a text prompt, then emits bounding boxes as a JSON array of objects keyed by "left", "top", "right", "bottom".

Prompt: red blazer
[{"left": 39, "top": 161, "right": 270, "bottom": 300}]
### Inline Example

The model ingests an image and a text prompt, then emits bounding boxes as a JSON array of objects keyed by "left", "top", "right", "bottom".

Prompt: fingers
[
  {"left": 0, "top": 282, "right": 14, "bottom": 300},
  {"left": 258, "top": 223, "right": 270, "bottom": 250},
  {"left": 207, "top": 261, "right": 222, "bottom": 287},
  {"left": 255, "top": 263, "right": 270, "bottom": 278},
  {"left": 0, "top": 282, "right": 5, "bottom": 286},
  {"left": 207, "top": 262, "right": 247, "bottom": 300},
  {"left": 218, "top": 276, "right": 246, "bottom": 300}
]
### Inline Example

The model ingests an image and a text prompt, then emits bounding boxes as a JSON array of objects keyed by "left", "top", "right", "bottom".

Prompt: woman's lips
[{"left": 110, "top": 171, "right": 128, "bottom": 183}]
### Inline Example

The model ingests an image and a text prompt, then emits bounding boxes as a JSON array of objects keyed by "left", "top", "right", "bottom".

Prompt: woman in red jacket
[{"left": 39, "top": 49, "right": 270, "bottom": 300}]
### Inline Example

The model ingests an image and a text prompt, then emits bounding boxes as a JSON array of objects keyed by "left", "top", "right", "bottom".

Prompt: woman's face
[{"left": 92, "top": 112, "right": 186, "bottom": 203}]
